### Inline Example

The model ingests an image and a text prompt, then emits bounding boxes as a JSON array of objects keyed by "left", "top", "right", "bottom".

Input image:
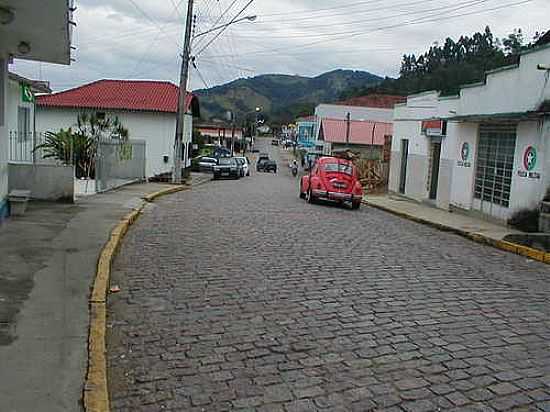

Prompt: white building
[
  {"left": 36, "top": 79, "right": 200, "bottom": 179},
  {"left": 389, "top": 43, "right": 550, "bottom": 222},
  {"left": 0, "top": 0, "right": 74, "bottom": 222}
]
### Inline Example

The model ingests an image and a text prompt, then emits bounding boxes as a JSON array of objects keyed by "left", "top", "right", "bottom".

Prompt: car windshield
[
  {"left": 218, "top": 158, "right": 234, "bottom": 166},
  {"left": 323, "top": 163, "right": 353, "bottom": 175}
]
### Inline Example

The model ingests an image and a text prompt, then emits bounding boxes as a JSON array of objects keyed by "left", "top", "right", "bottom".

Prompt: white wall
[
  {"left": 0, "top": 57, "right": 8, "bottom": 214},
  {"left": 36, "top": 107, "right": 191, "bottom": 177},
  {"left": 448, "top": 122, "right": 478, "bottom": 211},
  {"left": 459, "top": 46, "right": 550, "bottom": 115}
]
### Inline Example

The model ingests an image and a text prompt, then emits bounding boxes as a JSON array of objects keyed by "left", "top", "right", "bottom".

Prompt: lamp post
[{"left": 172, "top": 2, "right": 256, "bottom": 183}]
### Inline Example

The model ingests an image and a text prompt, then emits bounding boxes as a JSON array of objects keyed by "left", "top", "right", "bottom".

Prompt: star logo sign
[
  {"left": 461, "top": 142, "right": 470, "bottom": 162},
  {"left": 523, "top": 146, "right": 537, "bottom": 171}
]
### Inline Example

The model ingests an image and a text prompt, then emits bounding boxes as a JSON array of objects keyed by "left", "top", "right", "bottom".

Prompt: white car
[{"left": 234, "top": 156, "right": 250, "bottom": 177}]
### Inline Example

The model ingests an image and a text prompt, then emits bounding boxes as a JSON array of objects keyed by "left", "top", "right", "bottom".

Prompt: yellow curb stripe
[
  {"left": 84, "top": 185, "right": 188, "bottom": 412},
  {"left": 363, "top": 199, "right": 549, "bottom": 265}
]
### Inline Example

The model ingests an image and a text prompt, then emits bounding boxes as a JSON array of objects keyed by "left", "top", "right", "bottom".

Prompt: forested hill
[
  {"left": 194, "top": 69, "right": 383, "bottom": 125},
  {"left": 341, "top": 27, "right": 549, "bottom": 99}
]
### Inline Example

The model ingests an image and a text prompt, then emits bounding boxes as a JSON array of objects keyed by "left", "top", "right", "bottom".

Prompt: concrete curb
[
  {"left": 363, "top": 199, "right": 549, "bottom": 265},
  {"left": 84, "top": 185, "right": 186, "bottom": 412}
]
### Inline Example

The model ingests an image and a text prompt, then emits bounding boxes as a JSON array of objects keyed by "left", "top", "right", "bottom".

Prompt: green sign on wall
[{"left": 21, "top": 84, "right": 34, "bottom": 103}]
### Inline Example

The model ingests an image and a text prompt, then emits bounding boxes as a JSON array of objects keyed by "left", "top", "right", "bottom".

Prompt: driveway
[{"left": 108, "top": 139, "right": 550, "bottom": 411}]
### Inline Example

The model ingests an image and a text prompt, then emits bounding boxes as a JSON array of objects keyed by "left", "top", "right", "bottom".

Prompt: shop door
[
  {"left": 399, "top": 139, "right": 409, "bottom": 194},
  {"left": 429, "top": 142, "right": 441, "bottom": 200},
  {"left": 473, "top": 124, "right": 516, "bottom": 216}
]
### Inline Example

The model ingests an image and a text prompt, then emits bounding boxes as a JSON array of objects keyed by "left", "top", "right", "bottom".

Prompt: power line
[
  {"left": 204, "top": 0, "right": 534, "bottom": 59},
  {"left": 194, "top": 0, "right": 255, "bottom": 57}
]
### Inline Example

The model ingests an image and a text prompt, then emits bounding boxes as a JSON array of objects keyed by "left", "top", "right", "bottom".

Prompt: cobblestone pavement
[{"left": 108, "top": 139, "right": 550, "bottom": 412}]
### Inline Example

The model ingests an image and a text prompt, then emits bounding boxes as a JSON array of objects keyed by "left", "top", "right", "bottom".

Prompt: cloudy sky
[{"left": 11, "top": 0, "right": 549, "bottom": 92}]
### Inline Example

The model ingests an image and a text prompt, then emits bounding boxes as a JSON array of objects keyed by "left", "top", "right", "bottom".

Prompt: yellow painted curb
[
  {"left": 84, "top": 185, "right": 188, "bottom": 412},
  {"left": 363, "top": 199, "right": 549, "bottom": 265}
]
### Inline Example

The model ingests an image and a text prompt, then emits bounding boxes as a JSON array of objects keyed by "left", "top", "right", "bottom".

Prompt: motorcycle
[{"left": 291, "top": 165, "right": 298, "bottom": 177}]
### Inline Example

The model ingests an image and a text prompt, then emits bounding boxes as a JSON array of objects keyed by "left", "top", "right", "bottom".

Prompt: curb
[
  {"left": 84, "top": 184, "right": 186, "bottom": 412},
  {"left": 363, "top": 199, "right": 549, "bottom": 265}
]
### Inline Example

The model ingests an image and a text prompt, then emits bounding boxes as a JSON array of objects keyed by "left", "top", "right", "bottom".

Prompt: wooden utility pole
[
  {"left": 173, "top": 0, "right": 194, "bottom": 184},
  {"left": 345, "top": 112, "right": 351, "bottom": 146}
]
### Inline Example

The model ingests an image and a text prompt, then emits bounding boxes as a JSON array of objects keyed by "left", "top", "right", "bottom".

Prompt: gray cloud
[{"left": 11, "top": 0, "right": 549, "bottom": 92}]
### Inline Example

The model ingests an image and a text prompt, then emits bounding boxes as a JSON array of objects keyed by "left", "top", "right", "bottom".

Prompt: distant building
[{"left": 314, "top": 94, "right": 405, "bottom": 157}]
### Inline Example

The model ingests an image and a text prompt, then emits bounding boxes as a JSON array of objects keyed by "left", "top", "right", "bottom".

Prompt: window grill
[{"left": 474, "top": 124, "right": 516, "bottom": 208}]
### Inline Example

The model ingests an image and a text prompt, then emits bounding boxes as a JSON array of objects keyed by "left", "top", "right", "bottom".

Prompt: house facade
[
  {"left": 319, "top": 117, "right": 393, "bottom": 159},
  {"left": 389, "top": 44, "right": 550, "bottom": 222},
  {"left": 0, "top": 0, "right": 74, "bottom": 222},
  {"left": 296, "top": 115, "right": 316, "bottom": 146},
  {"left": 36, "top": 80, "right": 200, "bottom": 179},
  {"left": 313, "top": 95, "right": 405, "bottom": 157}
]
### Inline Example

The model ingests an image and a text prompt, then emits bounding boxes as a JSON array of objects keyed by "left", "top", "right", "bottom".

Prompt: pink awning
[{"left": 320, "top": 118, "right": 392, "bottom": 145}]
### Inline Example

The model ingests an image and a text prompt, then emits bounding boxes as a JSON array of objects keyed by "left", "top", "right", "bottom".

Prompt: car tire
[
  {"left": 247, "top": 171, "right": 250, "bottom": 176},
  {"left": 352, "top": 201, "right": 361, "bottom": 210}
]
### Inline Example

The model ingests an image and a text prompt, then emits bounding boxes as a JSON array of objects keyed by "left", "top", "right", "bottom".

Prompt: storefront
[{"left": 390, "top": 44, "right": 550, "bottom": 222}]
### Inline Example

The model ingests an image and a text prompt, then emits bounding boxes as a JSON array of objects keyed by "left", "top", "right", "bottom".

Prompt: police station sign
[{"left": 518, "top": 145, "right": 541, "bottom": 179}]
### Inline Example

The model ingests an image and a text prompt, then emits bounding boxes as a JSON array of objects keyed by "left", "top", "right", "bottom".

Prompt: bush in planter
[
  {"left": 508, "top": 208, "right": 540, "bottom": 233},
  {"left": 35, "top": 112, "right": 129, "bottom": 178}
]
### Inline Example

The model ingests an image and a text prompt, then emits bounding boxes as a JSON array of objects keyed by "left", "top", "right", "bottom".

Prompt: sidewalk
[
  {"left": 364, "top": 194, "right": 519, "bottom": 241},
  {"left": 0, "top": 182, "right": 177, "bottom": 412}
]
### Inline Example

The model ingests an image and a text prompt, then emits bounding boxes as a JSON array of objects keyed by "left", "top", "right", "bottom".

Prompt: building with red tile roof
[
  {"left": 335, "top": 94, "right": 406, "bottom": 109},
  {"left": 36, "top": 79, "right": 200, "bottom": 178},
  {"left": 37, "top": 79, "right": 199, "bottom": 116}
]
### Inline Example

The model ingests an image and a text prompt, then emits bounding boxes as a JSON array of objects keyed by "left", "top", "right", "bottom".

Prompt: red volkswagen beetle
[{"left": 300, "top": 156, "right": 363, "bottom": 209}]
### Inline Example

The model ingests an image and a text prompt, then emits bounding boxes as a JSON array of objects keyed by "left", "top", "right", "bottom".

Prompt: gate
[
  {"left": 473, "top": 123, "right": 516, "bottom": 218},
  {"left": 96, "top": 138, "right": 146, "bottom": 192}
]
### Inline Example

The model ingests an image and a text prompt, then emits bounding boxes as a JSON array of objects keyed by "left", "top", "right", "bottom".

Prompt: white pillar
[{"left": 0, "top": 55, "right": 9, "bottom": 209}]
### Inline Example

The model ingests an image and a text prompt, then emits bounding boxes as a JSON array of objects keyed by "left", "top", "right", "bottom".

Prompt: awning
[{"left": 448, "top": 111, "right": 549, "bottom": 122}]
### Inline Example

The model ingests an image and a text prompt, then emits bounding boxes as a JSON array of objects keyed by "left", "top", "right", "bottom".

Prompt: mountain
[{"left": 193, "top": 69, "right": 383, "bottom": 126}]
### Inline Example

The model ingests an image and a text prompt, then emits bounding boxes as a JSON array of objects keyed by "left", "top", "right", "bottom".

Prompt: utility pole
[
  {"left": 173, "top": 0, "right": 194, "bottom": 184},
  {"left": 345, "top": 112, "right": 351, "bottom": 147}
]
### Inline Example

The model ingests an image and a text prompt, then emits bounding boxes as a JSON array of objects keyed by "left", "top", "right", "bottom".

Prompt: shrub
[{"left": 508, "top": 208, "right": 540, "bottom": 233}]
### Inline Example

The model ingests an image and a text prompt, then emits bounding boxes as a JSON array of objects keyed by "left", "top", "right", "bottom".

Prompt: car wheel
[
  {"left": 247, "top": 171, "right": 250, "bottom": 176},
  {"left": 352, "top": 201, "right": 361, "bottom": 210}
]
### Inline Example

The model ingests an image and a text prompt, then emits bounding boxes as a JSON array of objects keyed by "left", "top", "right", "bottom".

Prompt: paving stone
[{"left": 106, "top": 143, "right": 550, "bottom": 411}]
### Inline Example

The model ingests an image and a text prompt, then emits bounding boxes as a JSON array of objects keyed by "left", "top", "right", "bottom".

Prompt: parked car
[
  {"left": 198, "top": 156, "right": 218, "bottom": 172},
  {"left": 234, "top": 156, "right": 250, "bottom": 177},
  {"left": 213, "top": 157, "right": 242, "bottom": 180},
  {"left": 257, "top": 159, "right": 277, "bottom": 173},
  {"left": 299, "top": 157, "right": 363, "bottom": 209},
  {"left": 258, "top": 153, "right": 269, "bottom": 162},
  {"left": 271, "top": 139, "right": 279, "bottom": 146}
]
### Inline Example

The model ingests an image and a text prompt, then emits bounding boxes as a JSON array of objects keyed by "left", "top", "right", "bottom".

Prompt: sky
[{"left": 10, "top": 0, "right": 550, "bottom": 92}]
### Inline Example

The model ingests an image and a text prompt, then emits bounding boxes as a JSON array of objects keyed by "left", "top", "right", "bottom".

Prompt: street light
[{"left": 194, "top": 15, "right": 257, "bottom": 39}]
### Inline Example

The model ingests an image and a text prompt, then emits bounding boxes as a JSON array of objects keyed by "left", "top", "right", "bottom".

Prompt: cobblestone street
[{"left": 108, "top": 140, "right": 550, "bottom": 412}]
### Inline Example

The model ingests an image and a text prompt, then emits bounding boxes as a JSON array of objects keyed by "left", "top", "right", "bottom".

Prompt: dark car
[
  {"left": 213, "top": 157, "right": 242, "bottom": 180},
  {"left": 271, "top": 139, "right": 279, "bottom": 146},
  {"left": 257, "top": 159, "right": 277, "bottom": 173}
]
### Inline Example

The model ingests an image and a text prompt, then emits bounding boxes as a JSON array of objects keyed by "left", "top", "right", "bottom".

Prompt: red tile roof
[
  {"left": 335, "top": 94, "right": 406, "bottom": 109},
  {"left": 320, "top": 118, "right": 392, "bottom": 146},
  {"left": 37, "top": 79, "right": 200, "bottom": 115}
]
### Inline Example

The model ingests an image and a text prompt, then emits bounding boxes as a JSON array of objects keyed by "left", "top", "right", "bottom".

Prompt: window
[
  {"left": 96, "top": 112, "right": 106, "bottom": 120},
  {"left": 474, "top": 124, "right": 516, "bottom": 208},
  {"left": 17, "top": 106, "right": 31, "bottom": 142},
  {"left": 323, "top": 163, "right": 353, "bottom": 175}
]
